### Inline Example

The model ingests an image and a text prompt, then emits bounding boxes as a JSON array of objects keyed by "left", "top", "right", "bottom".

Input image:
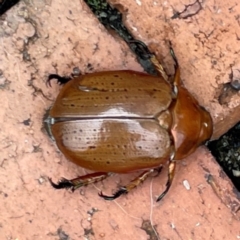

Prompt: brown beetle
[{"left": 44, "top": 51, "right": 213, "bottom": 202}]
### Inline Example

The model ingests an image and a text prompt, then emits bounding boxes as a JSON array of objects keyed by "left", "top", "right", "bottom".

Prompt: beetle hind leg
[
  {"left": 49, "top": 172, "right": 112, "bottom": 191},
  {"left": 99, "top": 188, "right": 128, "bottom": 200},
  {"left": 99, "top": 168, "right": 162, "bottom": 201},
  {"left": 49, "top": 177, "right": 74, "bottom": 189}
]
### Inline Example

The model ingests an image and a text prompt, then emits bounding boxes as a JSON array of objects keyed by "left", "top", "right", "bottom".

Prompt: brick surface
[{"left": 0, "top": 0, "right": 240, "bottom": 239}]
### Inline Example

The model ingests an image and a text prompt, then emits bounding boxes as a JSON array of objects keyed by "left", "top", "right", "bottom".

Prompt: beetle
[{"left": 44, "top": 48, "right": 213, "bottom": 202}]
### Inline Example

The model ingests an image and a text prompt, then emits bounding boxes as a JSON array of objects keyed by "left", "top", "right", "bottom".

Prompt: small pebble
[{"left": 183, "top": 180, "right": 191, "bottom": 190}]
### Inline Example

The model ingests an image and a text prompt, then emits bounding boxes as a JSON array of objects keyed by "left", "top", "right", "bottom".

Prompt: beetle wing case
[
  {"left": 49, "top": 71, "right": 172, "bottom": 118},
  {"left": 51, "top": 119, "right": 172, "bottom": 173},
  {"left": 47, "top": 71, "right": 174, "bottom": 173}
]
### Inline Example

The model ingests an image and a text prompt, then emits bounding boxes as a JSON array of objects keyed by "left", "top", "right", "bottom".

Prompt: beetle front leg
[
  {"left": 150, "top": 55, "right": 169, "bottom": 81},
  {"left": 49, "top": 172, "right": 113, "bottom": 191},
  {"left": 99, "top": 168, "right": 162, "bottom": 200},
  {"left": 47, "top": 67, "right": 82, "bottom": 86},
  {"left": 47, "top": 74, "right": 72, "bottom": 87},
  {"left": 156, "top": 160, "right": 176, "bottom": 202}
]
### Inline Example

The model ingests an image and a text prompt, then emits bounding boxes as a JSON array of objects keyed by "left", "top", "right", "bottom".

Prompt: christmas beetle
[{"left": 44, "top": 46, "right": 213, "bottom": 201}]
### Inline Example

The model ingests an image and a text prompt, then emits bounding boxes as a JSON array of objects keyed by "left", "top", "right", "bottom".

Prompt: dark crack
[
  {"left": 21, "top": 118, "right": 31, "bottom": 126},
  {"left": 0, "top": 0, "right": 20, "bottom": 15},
  {"left": 83, "top": 0, "right": 158, "bottom": 75},
  {"left": 171, "top": 0, "right": 202, "bottom": 19},
  {"left": 57, "top": 227, "right": 69, "bottom": 240},
  {"left": 208, "top": 123, "right": 240, "bottom": 192},
  {"left": 28, "top": 76, "right": 52, "bottom": 101},
  {"left": 217, "top": 65, "right": 240, "bottom": 105}
]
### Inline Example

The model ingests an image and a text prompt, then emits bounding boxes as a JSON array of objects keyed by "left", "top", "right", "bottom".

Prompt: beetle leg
[
  {"left": 149, "top": 42, "right": 181, "bottom": 84},
  {"left": 99, "top": 168, "right": 162, "bottom": 200},
  {"left": 169, "top": 42, "right": 179, "bottom": 69},
  {"left": 150, "top": 55, "right": 169, "bottom": 82},
  {"left": 156, "top": 160, "right": 176, "bottom": 202},
  {"left": 47, "top": 74, "right": 72, "bottom": 87},
  {"left": 49, "top": 172, "right": 112, "bottom": 191},
  {"left": 128, "top": 40, "right": 153, "bottom": 60},
  {"left": 127, "top": 40, "right": 169, "bottom": 81},
  {"left": 47, "top": 67, "right": 81, "bottom": 87}
]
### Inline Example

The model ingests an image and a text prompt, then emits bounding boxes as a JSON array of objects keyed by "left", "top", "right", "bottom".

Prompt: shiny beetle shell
[
  {"left": 45, "top": 66, "right": 213, "bottom": 201},
  {"left": 48, "top": 71, "right": 173, "bottom": 172}
]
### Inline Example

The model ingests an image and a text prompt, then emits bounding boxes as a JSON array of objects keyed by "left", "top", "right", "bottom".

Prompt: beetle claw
[
  {"left": 98, "top": 187, "right": 128, "bottom": 201},
  {"left": 152, "top": 166, "right": 163, "bottom": 178},
  {"left": 47, "top": 74, "right": 72, "bottom": 87},
  {"left": 156, "top": 161, "right": 176, "bottom": 202},
  {"left": 48, "top": 177, "right": 74, "bottom": 190}
]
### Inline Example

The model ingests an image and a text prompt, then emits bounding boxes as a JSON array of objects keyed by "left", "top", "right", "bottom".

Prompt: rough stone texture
[
  {"left": 109, "top": 0, "right": 240, "bottom": 140},
  {"left": 0, "top": 0, "right": 240, "bottom": 240}
]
